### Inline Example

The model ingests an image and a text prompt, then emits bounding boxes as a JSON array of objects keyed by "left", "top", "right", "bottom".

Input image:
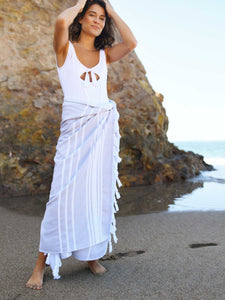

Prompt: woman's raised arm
[
  {"left": 53, "top": 0, "right": 87, "bottom": 55},
  {"left": 104, "top": 0, "right": 138, "bottom": 64}
]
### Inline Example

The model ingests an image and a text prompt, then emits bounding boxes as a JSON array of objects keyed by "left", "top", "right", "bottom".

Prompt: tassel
[
  {"left": 46, "top": 253, "right": 62, "bottom": 280},
  {"left": 108, "top": 235, "right": 112, "bottom": 253},
  {"left": 113, "top": 202, "right": 119, "bottom": 213},
  {"left": 108, "top": 103, "right": 122, "bottom": 254},
  {"left": 117, "top": 177, "right": 122, "bottom": 187},
  {"left": 112, "top": 217, "right": 116, "bottom": 227},
  {"left": 115, "top": 188, "right": 120, "bottom": 199},
  {"left": 113, "top": 232, "right": 118, "bottom": 243},
  {"left": 114, "top": 201, "right": 119, "bottom": 212},
  {"left": 53, "top": 268, "right": 61, "bottom": 280}
]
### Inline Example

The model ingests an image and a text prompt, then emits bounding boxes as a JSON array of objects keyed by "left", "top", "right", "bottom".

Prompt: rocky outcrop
[{"left": 0, "top": 0, "right": 213, "bottom": 197}]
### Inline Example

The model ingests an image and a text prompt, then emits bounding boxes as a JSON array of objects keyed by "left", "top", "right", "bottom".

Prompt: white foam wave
[{"left": 187, "top": 158, "right": 225, "bottom": 183}]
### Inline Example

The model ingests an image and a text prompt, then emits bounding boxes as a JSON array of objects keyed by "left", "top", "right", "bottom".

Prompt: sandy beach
[{"left": 1, "top": 203, "right": 225, "bottom": 300}]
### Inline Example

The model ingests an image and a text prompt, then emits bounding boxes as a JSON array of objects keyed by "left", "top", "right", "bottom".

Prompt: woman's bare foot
[
  {"left": 26, "top": 266, "right": 45, "bottom": 290},
  {"left": 26, "top": 252, "right": 46, "bottom": 290},
  {"left": 87, "top": 260, "right": 107, "bottom": 275}
]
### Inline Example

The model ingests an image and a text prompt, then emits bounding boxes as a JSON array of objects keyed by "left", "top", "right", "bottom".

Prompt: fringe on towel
[
  {"left": 45, "top": 253, "right": 62, "bottom": 280},
  {"left": 108, "top": 103, "right": 123, "bottom": 253}
]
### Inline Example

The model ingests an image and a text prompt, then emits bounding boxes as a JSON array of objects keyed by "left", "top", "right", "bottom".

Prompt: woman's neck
[{"left": 77, "top": 32, "right": 96, "bottom": 51}]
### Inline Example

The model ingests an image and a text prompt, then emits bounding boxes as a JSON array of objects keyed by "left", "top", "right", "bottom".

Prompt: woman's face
[{"left": 80, "top": 4, "right": 106, "bottom": 37}]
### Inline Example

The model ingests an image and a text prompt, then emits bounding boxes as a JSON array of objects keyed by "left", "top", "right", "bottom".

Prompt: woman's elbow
[
  {"left": 128, "top": 39, "right": 138, "bottom": 51},
  {"left": 133, "top": 39, "right": 138, "bottom": 49}
]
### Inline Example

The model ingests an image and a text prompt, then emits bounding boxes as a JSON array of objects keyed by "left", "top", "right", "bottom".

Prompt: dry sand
[{"left": 1, "top": 205, "right": 225, "bottom": 300}]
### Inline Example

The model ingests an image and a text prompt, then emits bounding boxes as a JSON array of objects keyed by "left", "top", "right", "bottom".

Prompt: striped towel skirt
[{"left": 39, "top": 98, "right": 122, "bottom": 279}]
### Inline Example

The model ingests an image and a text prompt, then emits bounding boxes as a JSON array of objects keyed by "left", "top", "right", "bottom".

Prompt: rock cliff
[{"left": 0, "top": 0, "right": 213, "bottom": 196}]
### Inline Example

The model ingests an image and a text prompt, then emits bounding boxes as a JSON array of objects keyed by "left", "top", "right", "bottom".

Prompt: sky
[{"left": 110, "top": 0, "right": 225, "bottom": 142}]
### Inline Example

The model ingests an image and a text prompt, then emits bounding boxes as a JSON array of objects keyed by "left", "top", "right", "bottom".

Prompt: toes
[
  {"left": 36, "top": 285, "right": 43, "bottom": 290},
  {"left": 88, "top": 264, "right": 107, "bottom": 275},
  {"left": 98, "top": 268, "right": 107, "bottom": 275},
  {"left": 25, "top": 283, "right": 31, "bottom": 288},
  {"left": 32, "top": 284, "right": 39, "bottom": 290},
  {"left": 26, "top": 282, "right": 42, "bottom": 290},
  {"left": 26, "top": 283, "right": 35, "bottom": 289}
]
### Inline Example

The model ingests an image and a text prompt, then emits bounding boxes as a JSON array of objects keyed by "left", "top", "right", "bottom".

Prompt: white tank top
[{"left": 56, "top": 40, "right": 109, "bottom": 106}]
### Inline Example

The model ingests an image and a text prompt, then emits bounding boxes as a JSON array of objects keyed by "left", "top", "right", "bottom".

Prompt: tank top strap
[
  {"left": 66, "top": 41, "right": 74, "bottom": 62},
  {"left": 100, "top": 48, "right": 107, "bottom": 69},
  {"left": 68, "top": 40, "right": 73, "bottom": 54}
]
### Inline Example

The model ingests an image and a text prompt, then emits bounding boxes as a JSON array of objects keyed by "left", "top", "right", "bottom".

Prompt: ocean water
[
  {"left": 172, "top": 140, "right": 225, "bottom": 166},
  {"left": 168, "top": 140, "right": 225, "bottom": 212}
]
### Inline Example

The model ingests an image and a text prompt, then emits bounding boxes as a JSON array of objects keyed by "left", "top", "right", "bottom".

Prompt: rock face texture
[{"left": 0, "top": 0, "right": 212, "bottom": 196}]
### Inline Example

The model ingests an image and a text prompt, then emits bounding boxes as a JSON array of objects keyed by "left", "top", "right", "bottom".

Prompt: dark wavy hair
[{"left": 69, "top": 0, "right": 115, "bottom": 50}]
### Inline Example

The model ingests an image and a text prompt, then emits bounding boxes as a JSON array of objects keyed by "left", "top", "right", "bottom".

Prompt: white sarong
[{"left": 39, "top": 98, "right": 122, "bottom": 279}]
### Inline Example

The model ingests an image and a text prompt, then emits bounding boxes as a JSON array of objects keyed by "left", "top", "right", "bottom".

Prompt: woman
[{"left": 26, "top": 0, "right": 137, "bottom": 290}]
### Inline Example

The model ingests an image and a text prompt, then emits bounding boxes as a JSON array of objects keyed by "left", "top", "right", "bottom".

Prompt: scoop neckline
[{"left": 70, "top": 41, "right": 101, "bottom": 70}]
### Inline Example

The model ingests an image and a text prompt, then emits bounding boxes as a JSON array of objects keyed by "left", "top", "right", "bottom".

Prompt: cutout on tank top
[{"left": 80, "top": 72, "right": 100, "bottom": 82}]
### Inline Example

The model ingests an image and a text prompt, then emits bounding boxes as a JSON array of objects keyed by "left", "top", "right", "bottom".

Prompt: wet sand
[
  {"left": 1, "top": 202, "right": 225, "bottom": 299},
  {"left": 0, "top": 180, "right": 205, "bottom": 217}
]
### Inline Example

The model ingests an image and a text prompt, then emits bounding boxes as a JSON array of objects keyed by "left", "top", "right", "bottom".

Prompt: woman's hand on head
[
  {"left": 78, "top": 0, "right": 87, "bottom": 6},
  {"left": 77, "top": 0, "right": 87, "bottom": 12},
  {"left": 103, "top": 0, "right": 114, "bottom": 17}
]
